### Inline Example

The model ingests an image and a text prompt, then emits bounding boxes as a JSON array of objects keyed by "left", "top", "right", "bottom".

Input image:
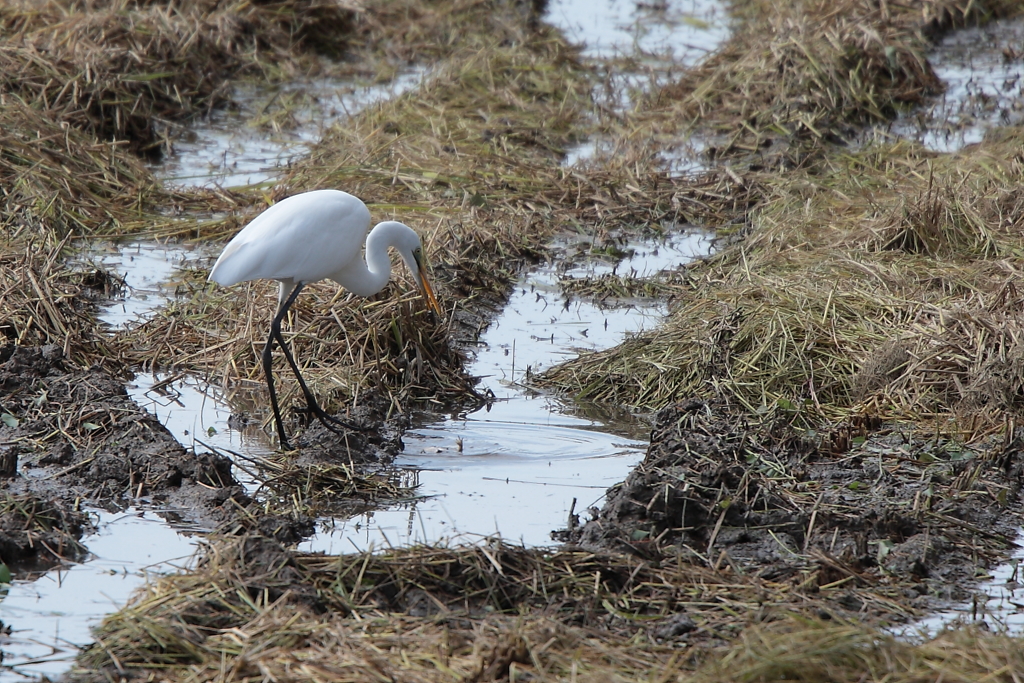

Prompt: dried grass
[
  {"left": 697, "top": 618, "right": 1024, "bottom": 683},
  {"left": 0, "top": 0, "right": 355, "bottom": 154},
  {"left": 647, "top": 0, "right": 1020, "bottom": 163},
  {"left": 73, "top": 535, "right": 1024, "bottom": 682},
  {"left": 539, "top": 127, "right": 1024, "bottom": 434}
]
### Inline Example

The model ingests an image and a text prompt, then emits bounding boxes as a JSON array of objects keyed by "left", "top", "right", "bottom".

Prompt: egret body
[{"left": 209, "top": 189, "right": 441, "bottom": 449}]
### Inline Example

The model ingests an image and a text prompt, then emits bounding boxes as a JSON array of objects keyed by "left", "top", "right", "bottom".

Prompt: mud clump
[
  {"left": 0, "top": 494, "right": 89, "bottom": 570},
  {"left": 0, "top": 345, "right": 248, "bottom": 535},
  {"left": 572, "top": 398, "right": 1024, "bottom": 614},
  {"left": 294, "top": 391, "right": 408, "bottom": 466}
]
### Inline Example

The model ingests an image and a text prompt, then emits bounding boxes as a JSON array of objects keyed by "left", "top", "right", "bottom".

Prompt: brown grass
[
  {"left": 73, "top": 535, "right": 1024, "bottom": 682},
  {"left": 0, "top": 0, "right": 354, "bottom": 154},
  {"left": 539, "top": 133, "right": 1024, "bottom": 434}
]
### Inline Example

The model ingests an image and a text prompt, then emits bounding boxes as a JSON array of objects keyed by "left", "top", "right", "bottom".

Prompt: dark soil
[
  {"left": 0, "top": 344, "right": 402, "bottom": 571},
  {"left": 0, "top": 494, "right": 90, "bottom": 571},
  {"left": 293, "top": 391, "right": 408, "bottom": 465},
  {"left": 564, "top": 398, "right": 1024, "bottom": 616}
]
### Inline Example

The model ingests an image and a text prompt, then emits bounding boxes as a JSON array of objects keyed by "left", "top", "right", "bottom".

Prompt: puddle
[
  {"left": 904, "top": 530, "right": 1024, "bottom": 637},
  {"left": 0, "top": 510, "right": 198, "bottom": 679},
  {"left": 547, "top": 0, "right": 727, "bottom": 61},
  {"left": 302, "top": 229, "right": 713, "bottom": 551},
  {"left": 887, "top": 16, "right": 1024, "bottom": 152},
  {"left": 153, "top": 71, "right": 424, "bottom": 189},
  {"left": 546, "top": 0, "right": 728, "bottom": 171},
  {"left": 80, "top": 240, "right": 217, "bottom": 330}
]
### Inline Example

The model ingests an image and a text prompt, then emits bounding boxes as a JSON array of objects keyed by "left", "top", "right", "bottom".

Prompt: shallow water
[
  {"left": 81, "top": 240, "right": 217, "bottom": 330},
  {"left": 0, "top": 511, "right": 198, "bottom": 679},
  {"left": 888, "top": 16, "right": 1024, "bottom": 152},
  {"left": 906, "top": 530, "right": 1024, "bottom": 637},
  {"left": 98, "top": 232, "right": 711, "bottom": 549},
  {"left": 548, "top": 0, "right": 728, "bottom": 171},
  {"left": 548, "top": 0, "right": 726, "bottom": 61},
  {"left": 304, "top": 230, "right": 712, "bottom": 551},
  {"left": 154, "top": 71, "right": 424, "bottom": 189}
]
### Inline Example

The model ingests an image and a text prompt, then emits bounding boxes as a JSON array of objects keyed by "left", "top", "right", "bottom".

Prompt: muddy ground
[
  {"left": 0, "top": 342, "right": 407, "bottom": 569},
  {"left": 569, "top": 398, "right": 1024, "bottom": 611}
]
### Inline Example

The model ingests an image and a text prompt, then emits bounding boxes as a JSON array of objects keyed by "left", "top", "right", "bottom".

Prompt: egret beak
[{"left": 413, "top": 253, "right": 443, "bottom": 316}]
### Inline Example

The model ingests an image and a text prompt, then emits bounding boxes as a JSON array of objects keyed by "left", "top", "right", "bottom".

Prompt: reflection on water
[
  {"left": 127, "top": 373, "right": 275, "bottom": 493},
  {"left": 548, "top": 0, "right": 726, "bottom": 60},
  {"left": 79, "top": 240, "right": 216, "bottom": 330},
  {"left": 80, "top": 231, "right": 709, "bottom": 554},
  {"left": 888, "top": 16, "right": 1024, "bottom": 152},
  {"left": 153, "top": 71, "right": 424, "bottom": 189},
  {"left": 905, "top": 529, "right": 1024, "bottom": 637},
  {"left": 0, "top": 510, "right": 198, "bottom": 679},
  {"left": 548, "top": 0, "right": 729, "bottom": 170},
  {"left": 70, "top": 231, "right": 708, "bottom": 555}
]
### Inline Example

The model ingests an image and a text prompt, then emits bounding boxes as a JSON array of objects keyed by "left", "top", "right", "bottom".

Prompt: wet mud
[
  {"left": 0, "top": 344, "right": 402, "bottom": 569},
  {"left": 567, "top": 398, "right": 1024, "bottom": 614},
  {"left": 0, "top": 345, "right": 241, "bottom": 542}
]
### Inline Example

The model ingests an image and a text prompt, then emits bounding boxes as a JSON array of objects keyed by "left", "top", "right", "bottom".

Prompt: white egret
[{"left": 208, "top": 189, "right": 442, "bottom": 449}]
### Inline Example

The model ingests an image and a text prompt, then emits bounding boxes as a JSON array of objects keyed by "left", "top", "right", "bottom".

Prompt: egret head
[{"left": 390, "top": 225, "right": 442, "bottom": 316}]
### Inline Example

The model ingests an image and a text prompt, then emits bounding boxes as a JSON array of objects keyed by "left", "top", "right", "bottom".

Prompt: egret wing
[{"left": 209, "top": 190, "right": 371, "bottom": 286}]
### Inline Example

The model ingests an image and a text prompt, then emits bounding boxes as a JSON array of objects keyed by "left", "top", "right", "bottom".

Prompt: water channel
[{"left": 887, "top": 15, "right": 1024, "bottom": 152}]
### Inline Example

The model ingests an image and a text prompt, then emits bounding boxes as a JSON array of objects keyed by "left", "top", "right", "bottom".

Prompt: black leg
[
  {"left": 265, "top": 283, "right": 366, "bottom": 447},
  {"left": 271, "top": 322, "right": 364, "bottom": 434},
  {"left": 263, "top": 284, "right": 303, "bottom": 450}
]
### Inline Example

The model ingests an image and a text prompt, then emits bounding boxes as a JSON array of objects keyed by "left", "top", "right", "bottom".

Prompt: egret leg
[
  {"left": 263, "top": 286, "right": 299, "bottom": 449},
  {"left": 266, "top": 283, "right": 365, "bottom": 446}
]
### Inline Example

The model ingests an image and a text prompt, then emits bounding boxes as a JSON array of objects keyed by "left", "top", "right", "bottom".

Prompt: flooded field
[{"left": 3, "top": 0, "right": 1024, "bottom": 681}]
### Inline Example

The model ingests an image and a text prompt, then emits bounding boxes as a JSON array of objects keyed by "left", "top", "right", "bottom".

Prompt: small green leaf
[
  {"left": 847, "top": 480, "right": 862, "bottom": 491},
  {"left": 0, "top": 414, "right": 18, "bottom": 429},
  {"left": 207, "top": 426, "right": 218, "bottom": 437},
  {"left": 0, "top": 563, "right": 11, "bottom": 584},
  {"left": 630, "top": 529, "right": 650, "bottom": 541},
  {"left": 82, "top": 422, "right": 101, "bottom": 431}
]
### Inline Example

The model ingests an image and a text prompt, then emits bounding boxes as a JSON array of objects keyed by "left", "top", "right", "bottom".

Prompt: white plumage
[{"left": 208, "top": 189, "right": 441, "bottom": 449}]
